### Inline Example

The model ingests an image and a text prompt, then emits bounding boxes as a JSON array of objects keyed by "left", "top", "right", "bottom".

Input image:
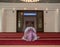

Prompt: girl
[{"left": 22, "top": 27, "right": 39, "bottom": 41}]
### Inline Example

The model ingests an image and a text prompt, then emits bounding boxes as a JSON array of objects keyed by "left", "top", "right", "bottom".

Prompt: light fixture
[
  {"left": 45, "top": 8, "right": 48, "bottom": 13},
  {"left": 35, "top": 8, "right": 37, "bottom": 10},
  {"left": 2, "top": 8, "right": 4, "bottom": 13},
  {"left": 13, "top": 8, "right": 15, "bottom": 13},
  {"left": 24, "top": 8, "right": 27, "bottom": 10},
  {"left": 20, "top": 0, "right": 40, "bottom": 2},
  {"left": 56, "top": 8, "right": 59, "bottom": 12}
]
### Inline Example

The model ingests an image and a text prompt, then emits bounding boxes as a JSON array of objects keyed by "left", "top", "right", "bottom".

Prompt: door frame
[{"left": 16, "top": 10, "right": 44, "bottom": 32}]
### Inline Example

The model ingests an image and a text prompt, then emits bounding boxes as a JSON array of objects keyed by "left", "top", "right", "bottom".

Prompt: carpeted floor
[
  {"left": 0, "top": 40, "right": 60, "bottom": 45},
  {"left": 0, "top": 33, "right": 60, "bottom": 45}
]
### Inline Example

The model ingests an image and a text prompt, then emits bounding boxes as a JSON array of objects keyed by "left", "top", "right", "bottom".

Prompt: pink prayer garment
[
  {"left": 26, "top": 29, "right": 34, "bottom": 41},
  {"left": 22, "top": 27, "right": 39, "bottom": 41}
]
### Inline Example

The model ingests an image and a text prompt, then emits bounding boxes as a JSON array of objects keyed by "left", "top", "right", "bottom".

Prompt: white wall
[
  {"left": 0, "top": 3, "right": 60, "bottom": 32},
  {"left": 44, "top": 10, "right": 55, "bottom": 32},
  {"left": 2, "top": 9, "right": 16, "bottom": 32},
  {"left": 58, "top": 10, "right": 60, "bottom": 32},
  {"left": 0, "top": 9, "right": 2, "bottom": 32}
]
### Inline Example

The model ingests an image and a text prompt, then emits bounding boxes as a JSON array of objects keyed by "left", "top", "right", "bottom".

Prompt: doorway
[
  {"left": 24, "top": 17, "right": 37, "bottom": 30},
  {"left": 17, "top": 10, "right": 44, "bottom": 32}
]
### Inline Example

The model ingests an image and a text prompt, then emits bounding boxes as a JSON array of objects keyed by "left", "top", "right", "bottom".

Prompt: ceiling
[{"left": 0, "top": 0, "right": 60, "bottom": 3}]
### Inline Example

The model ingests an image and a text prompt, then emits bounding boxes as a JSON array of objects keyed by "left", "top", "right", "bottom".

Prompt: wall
[
  {"left": 44, "top": 10, "right": 55, "bottom": 32},
  {"left": 0, "top": 3, "right": 60, "bottom": 32},
  {"left": 58, "top": 10, "right": 60, "bottom": 32},
  {"left": 5, "top": 9, "right": 16, "bottom": 32},
  {"left": 0, "top": 9, "right": 2, "bottom": 32},
  {"left": 2, "top": 9, "right": 16, "bottom": 32}
]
